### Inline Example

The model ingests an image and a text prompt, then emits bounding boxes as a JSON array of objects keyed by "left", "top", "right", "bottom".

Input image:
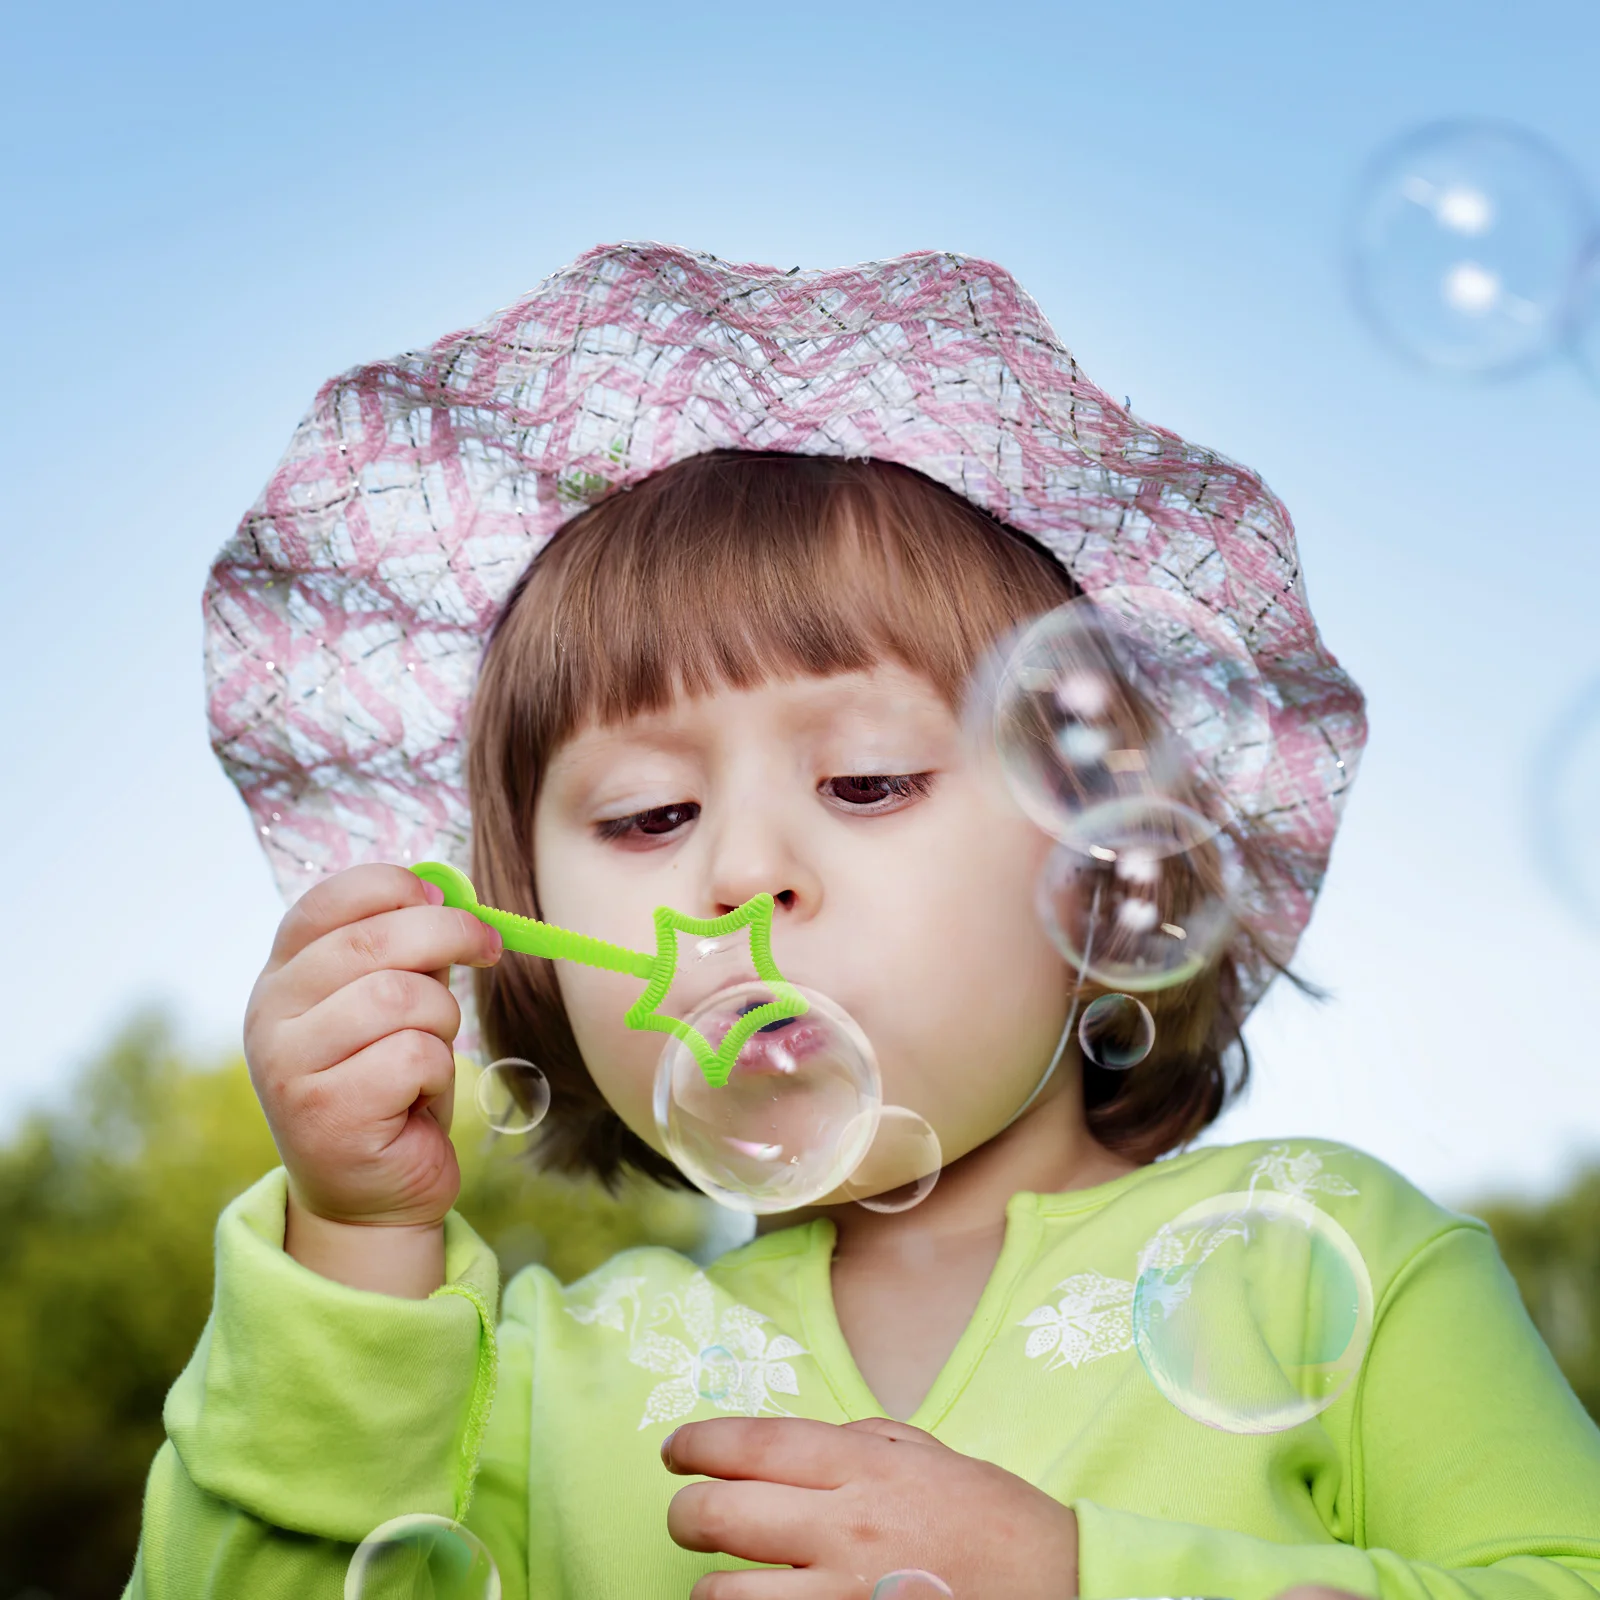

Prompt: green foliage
[
  {"left": 1468, "top": 1171, "right": 1600, "bottom": 1423},
  {"left": 0, "top": 1008, "right": 713, "bottom": 1600}
]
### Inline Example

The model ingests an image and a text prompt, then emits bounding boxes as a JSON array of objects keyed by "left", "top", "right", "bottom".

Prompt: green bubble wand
[{"left": 409, "top": 862, "right": 806, "bottom": 1088}]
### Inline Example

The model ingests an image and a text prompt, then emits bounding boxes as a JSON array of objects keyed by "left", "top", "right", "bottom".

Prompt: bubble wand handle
[
  {"left": 407, "top": 861, "right": 807, "bottom": 1088},
  {"left": 411, "top": 860, "right": 654, "bottom": 976}
]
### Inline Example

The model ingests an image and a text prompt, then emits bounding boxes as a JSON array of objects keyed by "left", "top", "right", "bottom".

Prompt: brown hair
[{"left": 466, "top": 450, "right": 1251, "bottom": 1188}]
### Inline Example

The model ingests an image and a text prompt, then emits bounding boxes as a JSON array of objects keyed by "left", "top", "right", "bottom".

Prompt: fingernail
[
  {"left": 660, "top": 1427, "right": 678, "bottom": 1465},
  {"left": 486, "top": 926, "right": 503, "bottom": 957},
  {"left": 421, "top": 880, "right": 445, "bottom": 906}
]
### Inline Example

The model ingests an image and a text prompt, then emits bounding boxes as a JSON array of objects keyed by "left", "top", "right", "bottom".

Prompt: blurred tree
[
  {"left": 0, "top": 1008, "right": 714, "bottom": 1600},
  {"left": 1469, "top": 1170, "right": 1600, "bottom": 1422}
]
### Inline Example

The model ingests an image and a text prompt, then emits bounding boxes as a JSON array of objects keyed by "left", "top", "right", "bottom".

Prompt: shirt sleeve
[
  {"left": 1072, "top": 1222, "right": 1600, "bottom": 1600},
  {"left": 122, "top": 1167, "right": 531, "bottom": 1599}
]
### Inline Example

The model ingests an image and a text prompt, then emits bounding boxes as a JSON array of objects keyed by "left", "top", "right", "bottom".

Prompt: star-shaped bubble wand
[{"left": 409, "top": 862, "right": 805, "bottom": 1088}]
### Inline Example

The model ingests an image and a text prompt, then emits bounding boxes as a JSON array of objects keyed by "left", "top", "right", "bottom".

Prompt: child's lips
[{"left": 691, "top": 1002, "right": 831, "bottom": 1076}]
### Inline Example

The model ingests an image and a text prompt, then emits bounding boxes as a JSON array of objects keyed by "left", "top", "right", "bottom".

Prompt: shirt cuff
[
  {"left": 163, "top": 1167, "right": 500, "bottom": 1544},
  {"left": 1073, "top": 1499, "right": 1381, "bottom": 1600}
]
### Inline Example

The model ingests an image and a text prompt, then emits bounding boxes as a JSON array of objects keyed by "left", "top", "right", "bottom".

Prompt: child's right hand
[{"left": 243, "top": 863, "right": 503, "bottom": 1294}]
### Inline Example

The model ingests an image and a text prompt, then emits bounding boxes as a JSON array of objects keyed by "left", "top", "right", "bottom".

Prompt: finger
[
  {"left": 271, "top": 900, "right": 500, "bottom": 1017},
  {"left": 664, "top": 1418, "right": 865, "bottom": 1490},
  {"left": 267, "top": 863, "right": 437, "bottom": 969},
  {"left": 274, "top": 966, "right": 463, "bottom": 1079},
  {"left": 839, "top": 1418, "right": 946, "bottom": 1450},
  {"left": 691, "top": 1567, "right": 853, "bottom": 1600},
  {"left": 277, "top": 1028, "right": 460, "bottom": 1144},
  {"left": 667, "top": 1479, "right": 831, "bottom": 1566}
]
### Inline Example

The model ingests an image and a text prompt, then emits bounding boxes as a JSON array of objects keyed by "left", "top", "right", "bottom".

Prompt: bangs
[{"left": 487, "top": 451, "right": 1076, "bottom": 756}]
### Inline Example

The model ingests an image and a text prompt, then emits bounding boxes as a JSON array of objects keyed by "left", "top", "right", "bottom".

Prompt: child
[{"left": 130, "top": 245, "right": 1600, "bottom": 1597}]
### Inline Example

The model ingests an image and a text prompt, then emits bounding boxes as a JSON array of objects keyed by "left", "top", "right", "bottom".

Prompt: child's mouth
[{"left": 696, "top": 1000, "right": 827, "bottom": 1076}]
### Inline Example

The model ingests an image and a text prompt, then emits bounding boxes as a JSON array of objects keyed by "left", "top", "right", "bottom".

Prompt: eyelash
[{"left": 593, "top": 773, "right": 935, "bottom": 843}]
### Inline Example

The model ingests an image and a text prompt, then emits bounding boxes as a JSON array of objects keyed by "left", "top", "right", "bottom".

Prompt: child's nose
[
  {"left": 703, "top": 815, "right": 818, "bottom": 921},
  {"left": 716, "top": 886, "right": 797, "bottom": 917}
]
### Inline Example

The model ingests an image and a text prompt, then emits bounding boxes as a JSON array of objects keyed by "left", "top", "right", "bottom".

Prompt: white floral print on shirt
[
  {"left": 1017, "top": 1145, "right": 1360, "bottom": 1372},
  {"left": 567, "top": 1268, "right": 809, "bottom": 1430},
  {"left": 1244, "top": 1144, "right": 1360, "bottom": 1204},
  {"left": 1017, "top": 1271, "right": 1135, "bottom": 1370}
]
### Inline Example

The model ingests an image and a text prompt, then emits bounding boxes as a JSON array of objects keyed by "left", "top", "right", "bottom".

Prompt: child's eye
[
  {"left": 821, "top": 773, "right": 934, "bottom": 811},
  {"left": 595, "top": 802, "right": 701, "bottom": 842}
]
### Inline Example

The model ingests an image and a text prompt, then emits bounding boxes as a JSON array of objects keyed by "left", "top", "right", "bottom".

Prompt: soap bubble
[
  {"left": 1038, "top": 798, "right": 1241, "bottom": 992},
  {"left": 474, "top": 1059, "right": 550, "bottom": 1136},
  {"left": 872, "top": 1573, "right": 954, "bottom": 1600},
  {"left": 1078, "top": 993, "right": 1156, "bottom": 1069},
  {"left": 985, "top": 588, "right": 1271, "bottom": 840},
  {"left": 1132, "top": 1190, "right": 1373, "bottom": 1434},
  {"left": 654, "top": 980, "right": 881, "bottom": 1213},
  {"left": 696, "top": 1343, "right": 741, "bottom": 1403},
  {"left": 842, "top": 1105, "right": 943, "bottom": 1212},
  {"left": 345, "top": 1513, "right": 500, "bottom": 1600},
  {"left": 1532, "top": 672, "right": 1600, "bottom": 932},
  {"left": 1349, "top": 120, "right": 1593, "bottom": 375}
]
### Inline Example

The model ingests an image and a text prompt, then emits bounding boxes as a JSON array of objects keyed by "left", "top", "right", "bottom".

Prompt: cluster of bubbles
[
  {"left": 346, "top": 1514, "right": 500, "bottom": 1600},
  {"left": 1348, "top": 120, "right": 1598, "bottom": 382},
  {"left": 992, "top": 585, "right": 1264, "bottom": 1062}
]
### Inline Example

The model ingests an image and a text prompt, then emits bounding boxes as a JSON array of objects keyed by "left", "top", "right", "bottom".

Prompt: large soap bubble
[
  {"left": 654, "top": 980, "right": 881, "bottom": 1213},
  {"left": 1037, "top": 798, "right": 1241, "bottom": 992},
  {"left": 1349, "top": 120, "right": 1593, "bottom": 376},
  {"left": 986, "top": 588, "right": 1271, "bottom": 839},
  {"left": 1132, "top": 1191, "right": 1374, "bottom": 1434},
  {"left": 346, "top": 1513, "right": 500, "bottom": 1600}
]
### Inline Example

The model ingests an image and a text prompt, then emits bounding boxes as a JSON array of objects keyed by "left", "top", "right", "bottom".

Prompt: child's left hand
[{"left": 662, "top": 1415, "right": 1078, "bottom": 1598}]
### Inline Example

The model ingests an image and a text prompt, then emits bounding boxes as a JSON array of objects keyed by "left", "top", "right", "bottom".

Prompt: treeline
[{"left": 0, "top": 1011, "right": 1594, "bottom": 1599}]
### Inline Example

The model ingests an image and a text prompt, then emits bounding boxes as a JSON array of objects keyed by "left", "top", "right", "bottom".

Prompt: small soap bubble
[
  {"left": 696, "top": 1343, "right": 741, "bottom": 1403},
  {"left": 653, "top": 981, "right": 881, "bottom": 1213},
  {"left": 983, "top": 590, "right": 1270, "bottom": 841},
  {"left": 842, "top": 1105, "right": 943, "bottom": 1213},
  {"left": 872, "top": 1573, "right": 954, "bottom": 1600},
  {"left": 1348, "top": 120, "right": 1593, "bottom": 375},
  {"left": 1133, "top": 1190, "right": 1373, "bottom": 1434},
  {"left": 475, "top": 1059, "right": 550, "bottom": 1136},
  {"left": 1038, "top": 798, "right": 1240, "bottom": 992},
  {"left": 1078, "top": 993, "right": 1156, "bottom": 1069},
  {"left": 345, "top": 1513, "right": 500, "bottom": 1600}
]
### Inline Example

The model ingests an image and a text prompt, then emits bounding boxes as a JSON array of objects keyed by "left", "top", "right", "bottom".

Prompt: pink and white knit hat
[{"left": 205, "top": 242, "right": 1365, "bottom": 1008}]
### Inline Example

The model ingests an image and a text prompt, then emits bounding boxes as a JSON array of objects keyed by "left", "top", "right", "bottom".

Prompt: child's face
[{"left": 532, "top": 662, "right": 1074, "bottom": 1195}]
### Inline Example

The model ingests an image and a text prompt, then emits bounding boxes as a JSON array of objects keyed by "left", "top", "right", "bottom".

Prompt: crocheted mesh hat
[{"left": 205, "top": 242, "right": 1366, "bottom": 1014}]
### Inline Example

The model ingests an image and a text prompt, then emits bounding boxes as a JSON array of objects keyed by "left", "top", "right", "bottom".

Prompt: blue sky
[{"left": 2, "top": 0, "right": 1597, "bottom": 1204}]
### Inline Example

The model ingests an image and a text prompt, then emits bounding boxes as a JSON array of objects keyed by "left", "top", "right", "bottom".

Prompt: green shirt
[{"left": 126, "top": 1138, "right": 1600, "bottom": 1598}]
